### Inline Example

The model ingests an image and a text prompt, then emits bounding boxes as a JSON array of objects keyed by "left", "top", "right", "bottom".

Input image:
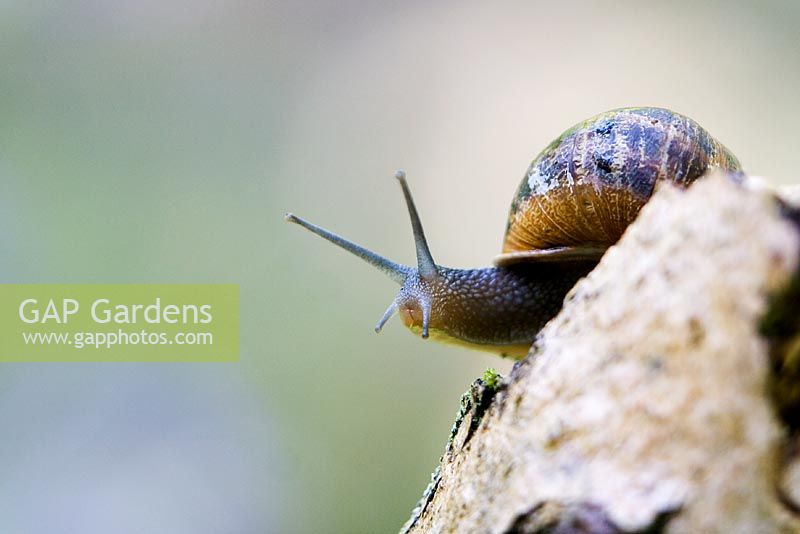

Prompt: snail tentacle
[
  {"left": 395, "top": 170, "right": 438, "bottom": 279},
  {"left": 375, "top": 301, "right": 398, "bottom": 333},
  {"left": 284, "top": 213, "right": 410, "bottom": 285}
]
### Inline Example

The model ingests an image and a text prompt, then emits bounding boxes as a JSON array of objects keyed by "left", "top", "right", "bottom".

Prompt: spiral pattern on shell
[{"left": 502, "top": 108, "right": 741, "bottom": 255}]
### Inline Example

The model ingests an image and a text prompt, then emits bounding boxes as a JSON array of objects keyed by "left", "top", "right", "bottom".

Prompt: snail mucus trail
[{"left": 286, "top": 172, "right": 594, "bottom": 359}]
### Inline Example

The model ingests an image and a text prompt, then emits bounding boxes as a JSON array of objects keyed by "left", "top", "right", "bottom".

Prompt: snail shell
[{"left": 497, "top": 107, "right": 741, "bottom": 265}]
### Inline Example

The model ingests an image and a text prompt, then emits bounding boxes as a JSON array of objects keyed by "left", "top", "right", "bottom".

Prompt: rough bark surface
[{"left": 402, "top": 173, "right": 800, "bottom": 534}]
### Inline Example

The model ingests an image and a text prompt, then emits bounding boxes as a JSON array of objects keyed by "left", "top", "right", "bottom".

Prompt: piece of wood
[{"left": 403, "top": 173, "right": 800, "bottom": 533}]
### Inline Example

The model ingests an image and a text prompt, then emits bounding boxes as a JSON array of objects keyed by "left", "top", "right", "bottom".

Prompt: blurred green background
[{"left": 1, "top": 1, "right": 799, "bottom": 532}]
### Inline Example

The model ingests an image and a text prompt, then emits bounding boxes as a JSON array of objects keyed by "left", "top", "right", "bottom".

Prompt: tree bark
[{"left": 402, "top": 173, "right": 800, "bottom": 533}]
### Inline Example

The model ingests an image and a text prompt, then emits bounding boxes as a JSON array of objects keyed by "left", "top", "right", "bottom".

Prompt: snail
[{"left": 286, "top": 107, "right": 740, "bottom": 358}]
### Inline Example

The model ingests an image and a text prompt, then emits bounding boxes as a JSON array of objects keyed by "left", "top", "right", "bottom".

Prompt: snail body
[{"left": 287, "top": 107, "right": 740, "bottom": 359}]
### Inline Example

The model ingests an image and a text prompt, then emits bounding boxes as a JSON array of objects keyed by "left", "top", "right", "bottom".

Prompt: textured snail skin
[{"left": 395, "top": 263, "right": 594, "bottom": 358}]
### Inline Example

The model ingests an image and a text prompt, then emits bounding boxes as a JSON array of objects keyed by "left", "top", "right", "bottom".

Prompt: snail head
[{"left": 285, "top": 171, "right": 443, "bottom": 339}]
